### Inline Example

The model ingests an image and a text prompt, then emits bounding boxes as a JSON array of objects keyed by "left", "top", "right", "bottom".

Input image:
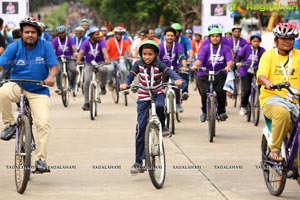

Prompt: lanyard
[
  {"left": 164, "top": 41, "right": 175, "bottom": 64},
  {"left": 58, "top": 36, "right": 68, "bottom": 53},
  {"left": 250, "top": 46, "right": 258, "bottom": 68},
  {"left": 276, "top": 48, "right": 293, "bottom": 81},
  {"left": 195, "top": 41, "right": 201, "bottom": 54},
  {"left": 75, "top": 37, "right": 82, "bottom": 51},
  {"left": 143, "top": 66, "right": 154, "bottom": 90},
  {"left": 114, "top": 38, "right": 123, "bottom": 56},
  {"left": 210, "top": 43, "right": 221, "bottom": 69},
  {"left": 233, "top": 39, "right": 240, "bottom": 53},
  {"left": 89, "top": 41, "right": 99, "bottom": 59}
]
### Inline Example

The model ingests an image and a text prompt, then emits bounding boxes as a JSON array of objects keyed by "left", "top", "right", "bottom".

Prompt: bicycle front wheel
[
  {"left": 166, "top": 93, "right": 175, "bottom": 135},
  {"left": 208, "top": 96, "right": 215, "bottom": 143},
  {"left": 261, "top": 135, "right": 287, "bottom": 196},
  {"left": 145, "top": 121, "right": 166, "bottom": 189},
  {"left": 15, "top": 115, "right": 32, "bottom": 194},
  {"left": 111, "top": 77, "right": 119, "bottom": 104},
  {"left": 252, "top": 88, "right": 260, "bottom": 126},
  {"left": 61, "top": 73, "right": 69, "bottom": 107},
  {"left": 90, "top": 83, "right": 97, "bottom": 120}
]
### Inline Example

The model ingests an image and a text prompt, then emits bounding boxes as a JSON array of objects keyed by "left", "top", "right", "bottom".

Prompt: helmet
[
  {"left": 56, "top": 25, "right": 66, "bottom": 34},
  {"left": 19, "top": 17, "right": 42, "bottom": 36},
  {"left": 208, "top": 28, "right": 222, "bottom": 37},
  {"left": 171, "top": 23, "right": 182, "bottom": 31},
  {"left": 75, "top": 26, "right": 84, "bottom": 32},
  {"left": 185, "top": 29, "right": 193, "bottom": 34},
  {"left": 232, "top": 25, "right": 242, "bottom": 31},
  {"left": 88, "top": 26, "right": 99, "bottom": 36},
  {"left": 250, "top": 33, "right": 262, "bottom": 42},
  {"left": 224, "top": 29, "right": 232, "bottom": 34},
  {"left": 80, "top": 18, "right": 90, "bottom": 25},
  {"left": 208, "top": 24, "right": 219, "bottom": 31},
  {"left": 100, "top": 26, "right": 108, "bottom": 31},
  {"left": 154, "top": 28, "right": 162, "bottom": 37},
  {"left": 113, "top": 26, "right": 124, "bottom": 34},
  {"left": 107, "top": 31, "right": 114, "bottom": 37},
  {"left": 138, "top": 40, "right": 159, "bottom": 58},
  {"left": 273, "top": 23, "right": 299, "bottom": 39},
  {"left": 194, "top": 30, "right": 202, "bottom": 36}
]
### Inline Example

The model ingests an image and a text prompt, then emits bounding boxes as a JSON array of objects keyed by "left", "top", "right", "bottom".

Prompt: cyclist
[
  {"left": 131, "top": 30, "right": 147, "bottom": 58},
  {"left": 0, "top": 17, "right": 58, "bottom": 173},
  {"left": 257, "top": 23, "right": 300, "bottom": 162},
  {"left": 76, "top": 27, "right": 110, "bottom": 110},
  {"left": 171, "top": 23, "right": 194, "bottom": 101},
  {"left": 235, "top": 33, "right": 265, "bottom": 116},
  {"left": 119, "top": 40, "right": 183, "bottom": 175},
  {"left": 40, "top": 22, "right": 51, "bottom": 42},
  {"left": 202, "top": 24, "right": 231, "bottom": 47},
  {"left": 80, "top": 18, "right": 90, "bottom": 38},
  {"left": 191, "top": 28, "right": 233, "bottom": 122},
  {"left": 73, "top": 26, "right": 87, "bottom": 53},
  {"left": 158, "top": 27, "right": 188, "bottom": 113},
  {"left": 52, "top": 25, "right": 78, "bottom": 94},
  {"left": 106, "top": 26, "right": 131, "bottom": 90},
  {"left": 228, "top": 25, "right": 247, "bottom": 57},
  {"left": 147, "top": 28, "right": 161, "bottom": 44},
  {"left": 190, "top": 31, "right": 203, "bottom": 82},
  {"left": 100, "top": 26, "right": 108, "bottom": 41},
  {"left": 185, "top": 29, "right": 193, "bottom": 40},
  {"left": 154, "top": 27, "right": 162, "bottom": 41},
  {"left": 224, "top": 29, "right": 232, "bottom": 39}
]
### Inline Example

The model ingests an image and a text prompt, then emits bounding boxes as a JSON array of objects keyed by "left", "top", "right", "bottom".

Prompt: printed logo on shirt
[
  {"left": 35, "top": 57, "right": 45, "bottom": 64},
  {"left": 16, "top": 59, "right": 25, "bottom": 66},
  {"left": 58, "top": 45, "right": 69, "bottom": 52},
  {"left": 209, "top": 55, "right": 224, "bottom": 63}
]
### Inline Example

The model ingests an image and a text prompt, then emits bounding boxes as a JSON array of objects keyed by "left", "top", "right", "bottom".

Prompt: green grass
[{"left": 43, "top": 2, "right": 68, "bottom": 29}]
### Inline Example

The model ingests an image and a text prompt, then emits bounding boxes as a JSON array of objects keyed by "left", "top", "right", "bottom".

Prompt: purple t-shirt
[
  {"left": 52, "top": 36, "right": 75, "bottom": 59},
  {"left": 202, "top": 36, "right": 230, "bottom": 48},
  {"left": 158, "top": 41, "right": 184, "bottom": 70},
  {"left": 80, "top": 39, "right": 107, "bottom": 63},
  {"left": 197, "top": 44, "right": 233, "bottom": 77},
  {"left": 237, "top": 44, "right": 265, "bottom": 77},
  {"left": 227, "top": 37, "right": 248, "bottom": 56}
]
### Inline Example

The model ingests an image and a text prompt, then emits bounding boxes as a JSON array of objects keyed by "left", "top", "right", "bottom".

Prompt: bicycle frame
[
  {"left": 89, "top": 64, "right": 100, "bottom": 102},
  {"left": 206, "top": 70, "right": 217, "bottom": 120},
  {"left": 165, "top": 79, "right": 177, "bottom": 115},
  {"left": 60, "top": 55, "right": 69, "bottom": 90}
]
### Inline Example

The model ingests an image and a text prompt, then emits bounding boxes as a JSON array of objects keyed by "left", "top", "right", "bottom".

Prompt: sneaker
[
  {"left": 219, "top": 113, "right": 228, "bottom": 121},
  {"left": 239, "top": 107, "right": 247, "bottom": 116},
  {"left": 54, "top": 88, "right": 61, "bottom": 95},
  {"left": 182, "top": 92, "right": 189, "bottom": 101},
  {"left": 101, "top": 87, "right": 106, "bottom": 95},
  {"left": 82, "top": 103, "right": 90, "bottom": 111},
  {"left": 130, "top": 163, "right": 145, "bottom": 175},
  {"left": 0, "top": 124, "right": 16, "bottom": 141},
  {"left": 176, "top": 104, "right": 184, "bottom": 113},
  {"left": 200, "top": 113, "right": 206, "bottom": 122},
  {"left": 33, "top": 159, "right": 50, "bottom": 173},
  {"left": 162, "top": 126, "right": 170, "bottom": 137}
]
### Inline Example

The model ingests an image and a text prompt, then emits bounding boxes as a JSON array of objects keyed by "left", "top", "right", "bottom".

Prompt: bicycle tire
[
  {"left": 73, "top": 72, "right": 80, "bottom": 97},
  {"left": 246, "top": 103, "right": 251, "bottom": 122},
  {"left": 252, "top": 87, "right": 260, "bottom": 126},
  {"left": 208, "top": 96, "right": 215, "bottom": 143},
  {"left": 124, "top": 92, "right": 128, "bottom": 107},
  {"left": 261, "top": 135, "right": 287, "bottom": 196},
  {"left": 90, "top": 83, "right": 97, "bottom": 120},
  {"left": 145, "top": 121, "right": 166, "bottom": 189},
  {"left": 166, "top": 93, "right": 175, "bottom": 135},
  {"left": 15, "top": 115, "right": 32, "bottom": 194},
  {"left": 233, "top": 77, "right": 239, "bottom": 108},
  {"left": 175, "top": 112, "right": 181, "bottom": 123},
  {"left": 61, "top": 73, "right": 69, "bottom": 107},
  {"left": 111, "top": 77, "right": 119, "bottom": 104}
]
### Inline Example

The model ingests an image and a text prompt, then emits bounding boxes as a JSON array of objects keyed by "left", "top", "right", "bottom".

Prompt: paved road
[{"left": 0, "top": 84, "right": 299, "bottom": 200}]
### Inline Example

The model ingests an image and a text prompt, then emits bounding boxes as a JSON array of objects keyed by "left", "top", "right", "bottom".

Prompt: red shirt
[{"left": 106, "top": 37, "right": 130, "bottom": 60}]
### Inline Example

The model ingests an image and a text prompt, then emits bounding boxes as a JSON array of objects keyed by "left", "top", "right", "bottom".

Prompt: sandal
[{"left": 269, "top": 151, "right": 283, "bottom": 162}]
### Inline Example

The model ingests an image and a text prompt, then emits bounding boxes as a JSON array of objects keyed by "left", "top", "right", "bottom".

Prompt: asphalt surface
[{"left": 0, "top": 84, "right": 299, "bottom": 200}]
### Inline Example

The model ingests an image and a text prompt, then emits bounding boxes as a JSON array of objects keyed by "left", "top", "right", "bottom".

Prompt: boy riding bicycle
[{"left": 120, "top": 40, "right": 183, "bottom": 175}]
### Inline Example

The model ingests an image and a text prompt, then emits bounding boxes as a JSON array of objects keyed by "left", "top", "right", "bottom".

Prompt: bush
[{"left": 43, "top": 2, "right": 68, "bottom": 29}]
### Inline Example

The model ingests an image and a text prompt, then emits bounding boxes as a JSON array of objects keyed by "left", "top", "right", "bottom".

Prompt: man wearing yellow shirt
[{"left": 257, "top": 23, "right": 300, "bottom": 162}]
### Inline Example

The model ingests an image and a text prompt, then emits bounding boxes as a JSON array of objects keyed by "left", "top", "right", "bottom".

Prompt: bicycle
[
  {"left": 0, "top": 79, "right": 42, "bottom": 194},
  {"left": 199, "top": 67, "right": 227, "bottom": 143},
  {"left": 111, "top": 56, "right": 128, "bottom": 106},
  {"left": 74, "top": 63, "right": 84, "bottom": 96},
  {"left": 231, "top": 66, "right": 240, "bottom": 108},
  {"left": 164, "top": 77, "right": 178, "bottom": 135},
  {"left": 128, "top": 84, "right": 167, "bottom": 189},
  {"left": 261, "top": 82, "right": 300, "bottom": 196},
  {"left": 59, "top": 55, "right": 70, "bottom": 107},
  {"left": 244, "top": 66, "right": 260, "bottom": 126},
  {"left": 89, "top": 62, "right": 103, "bottom": 120}
]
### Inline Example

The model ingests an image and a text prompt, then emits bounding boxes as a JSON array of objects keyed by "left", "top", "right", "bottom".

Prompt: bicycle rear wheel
[
  {"left": 111, "top": 77, "right": 119, "bottom": 104},
  {"left": 252, "top": 88, "right": 260, "bottom": 126},
  {"left": 261, "top": 135, "right": 287, "bottom": 196},
  {"left": 166, "top": 93, "right": 175, "bottom": 135},
  {"left": 61, "top": 73, "right": 69, "bottom": 107},
  {"left": 208, "top": 96, "right": 215, "bottom": 143},
  {"left": 90, "top": 83, "right": 97, "bottom": 120},
  {"left": 15, "top": 116, "right": 32, "bottom": 194},
  {"left": 145, "top": 121, "right": 166, "bottom": 189}
]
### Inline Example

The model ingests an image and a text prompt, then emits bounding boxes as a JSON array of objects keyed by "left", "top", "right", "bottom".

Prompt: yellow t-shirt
[{"left": 257, "top": 48, "right": 300, "bottom": 107}]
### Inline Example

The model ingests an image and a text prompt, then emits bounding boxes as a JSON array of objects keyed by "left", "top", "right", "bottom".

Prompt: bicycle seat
[{"left": 264, "top": 116, "right": 272, "bottom": 133}]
